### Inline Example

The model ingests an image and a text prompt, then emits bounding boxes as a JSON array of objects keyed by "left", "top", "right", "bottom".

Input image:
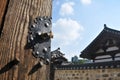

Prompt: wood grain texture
[
  {"left": 0, "top": 0, "right": 8, "bottom": 35},
  {"left": 0, "top": 0, "right": 52, "bottom": 80},
  {"left": 0, "top": 0, "right": 7, "bottom": 26}
]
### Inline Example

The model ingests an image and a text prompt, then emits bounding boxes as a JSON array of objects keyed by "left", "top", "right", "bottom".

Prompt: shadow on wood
[
  {"left": 24, "top": 42, "right": 33, "bottom": 49},
  {"left": 0, "top": 59, "right": 19, "bottom": 74},
  {"left": 28, "top": 62, "right": 42, "bottom": 75}
]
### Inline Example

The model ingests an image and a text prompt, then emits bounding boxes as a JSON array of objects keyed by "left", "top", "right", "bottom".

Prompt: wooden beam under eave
[{"left": 94, "top": 49, "right": 120, "bottom": 58}]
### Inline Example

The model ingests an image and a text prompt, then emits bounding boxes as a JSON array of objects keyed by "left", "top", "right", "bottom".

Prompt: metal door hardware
[{"left": 27, "top": 16, "right": 52, "bottom": 65}]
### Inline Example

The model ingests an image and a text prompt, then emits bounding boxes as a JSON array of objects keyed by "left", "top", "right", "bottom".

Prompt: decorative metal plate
[{"left": 27, "top": 16, "right": 52, "bottom": 65}]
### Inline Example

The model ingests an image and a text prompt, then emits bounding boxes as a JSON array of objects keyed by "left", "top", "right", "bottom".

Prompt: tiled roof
[{"left": 80, "top": 24, "right": 120, "bottom": 59}]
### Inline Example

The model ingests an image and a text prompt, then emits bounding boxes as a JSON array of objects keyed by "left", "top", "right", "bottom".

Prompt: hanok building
[
  {"left": 51, "top": 48, "right": 68, "bottom": 65},
  {"left": 50, "top": 48, "right": 68, "bottom": 80},
  {"left": 80, "top": 24, "right": 120, "bottom": 62},
  {"left": 54, "top": 25, "right": 120, "bottom": 80}
]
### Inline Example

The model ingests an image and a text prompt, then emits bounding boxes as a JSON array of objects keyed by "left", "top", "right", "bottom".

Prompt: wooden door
[{"left": 0, "top": 0, "right": 52, "bottom": 80}]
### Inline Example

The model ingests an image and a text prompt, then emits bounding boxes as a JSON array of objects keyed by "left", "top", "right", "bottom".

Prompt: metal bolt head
[
  {"left": 39, "top": 18, "right": 43, "bottom": 21},
  {"left": 32, "top": 24, "right": 36, "bottom": 28},
  {"left": 39, "top": 61, "right": 43, "bottom": 66},
  {"left": 46, "top": 59, "right": 50, "bottom": 63},
  {"left": 36, "top": 51, "right": 39, "bottom": 55},
  {"left": 37, "top": 31, "right": 41, "bottom": 35},
  {"left": 30, "top": 36, "right": 34, "bottom": 40},
  {"left": 45, "top": 59, "right": 50, "bottom": 65},
  {"left": 45, "top": 22, "right": 49, "bottom": 27},
  {"left": 43, "top": 47, "right": 47, "bottom": 53}
]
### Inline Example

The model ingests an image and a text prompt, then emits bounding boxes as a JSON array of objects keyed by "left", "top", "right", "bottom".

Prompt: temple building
[
  {"left": 80, "top": 24, "right": 120, "bottom": 62},
  {"left": 50, "top": 48, "right": 68, "bottom": 80},
  {"left": 53, "top": 25, "right": 120, "bottom": 80}
]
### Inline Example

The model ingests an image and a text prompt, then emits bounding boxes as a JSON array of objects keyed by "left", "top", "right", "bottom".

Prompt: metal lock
[{"left": 27, "top": 16, "right": 52, "bottom": 65}]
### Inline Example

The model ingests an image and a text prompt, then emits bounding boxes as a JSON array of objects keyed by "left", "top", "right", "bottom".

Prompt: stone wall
[
  {"left": 53, "top": 61, "right": 120, "bottom": 80},
  {"left": 54, "top": 68, "right": 120, "bottom": 80}
]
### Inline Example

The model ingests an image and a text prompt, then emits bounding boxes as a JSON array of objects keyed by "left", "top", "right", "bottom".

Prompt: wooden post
[{"left": 0, "top": 0, "right": 52, "bottom": 80}]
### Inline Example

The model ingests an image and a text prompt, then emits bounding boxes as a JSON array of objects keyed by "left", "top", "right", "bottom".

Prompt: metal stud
[
  {"left": 32, "top": 24, "right": 36, "bottom": 28},
  {"left": 46, "top": 59, "right": 50, "bottom": 63},
  {"left": 39, "top": 61, "right": 43, "bottom": 66},
  {"left": 30, "top": 36, "right": 34, "bottom": 40},
  {"left": 39, "top": 17, "right": 43, "bottom": 21},
  {"left": 43, "top": 47, "right": 47, "bottom": 53},
  {"left": 45, "top": 22, "right": 49, "bottom": 27},
  {"left": 37, "top": 31, "right": 41, "bottom": 35},
  {"left": 36, "top": 51, "right": 39, "bottom": 55}
]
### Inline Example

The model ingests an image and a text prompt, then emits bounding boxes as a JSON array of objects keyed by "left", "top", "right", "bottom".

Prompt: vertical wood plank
[
  {"left": 0, "top": 0, "right": 7, "bottom": 26},
  {"left": 0, "top": 0, "right": 52, "bottom": 80},
  {"left": 0, "top": 0, "right": 8, "bottom": 36}
]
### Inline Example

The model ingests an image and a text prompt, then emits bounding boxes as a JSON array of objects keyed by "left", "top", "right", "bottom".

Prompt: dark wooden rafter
[
  {"left": 94, "top": 50, "right": 120, "bottom": 60},
  {"left": 95, "top": 49, "right": 120, "bottom": 57}
]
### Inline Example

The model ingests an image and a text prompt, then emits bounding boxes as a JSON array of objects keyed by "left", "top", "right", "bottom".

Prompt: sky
[{"left": 52, "top": 0, "right": 120, "bottom": 61}]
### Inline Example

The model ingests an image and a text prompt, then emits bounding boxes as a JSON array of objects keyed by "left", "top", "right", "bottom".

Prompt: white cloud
[
  {"left": 59, "top": 2, "right": 75, "bottom": 16},
  {"left": 81, "top": 0, "right": 92, "bottom": 5},
  {"left": 53, "top": 18, "right": 84, "bottom": 47}
]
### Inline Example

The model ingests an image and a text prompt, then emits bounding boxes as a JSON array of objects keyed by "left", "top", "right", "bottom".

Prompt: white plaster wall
[
  {"left": 95, "top": 55, "right": 111, "bottom": 59},
  {"left": 95, "top": 58, "right": 112, "bottom": 62},
  {"left": 106, "top": 46, "right": 119, "bottom": 52}
]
